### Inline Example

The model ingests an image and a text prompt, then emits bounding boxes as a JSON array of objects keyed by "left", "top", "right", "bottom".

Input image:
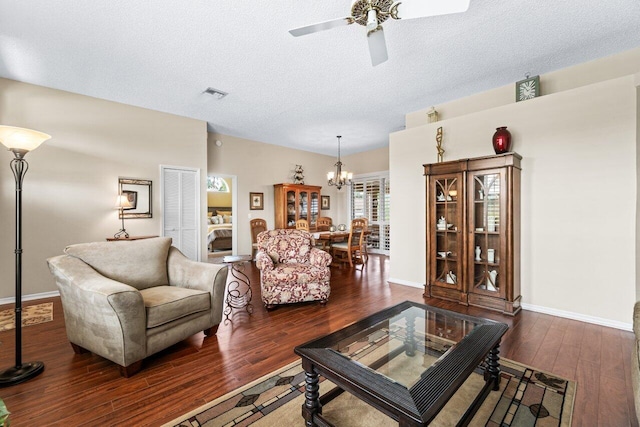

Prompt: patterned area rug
[
  {"left": 0, "top": 302, "right": 54, "bottom": 332},
  {"left": 164, "top": 328, "right": 575, "bottom": 427}
]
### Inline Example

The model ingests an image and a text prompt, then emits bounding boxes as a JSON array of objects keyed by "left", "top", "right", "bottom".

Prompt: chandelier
[{"left": 327, "top": 135, "right": 352, "bottom": 190}]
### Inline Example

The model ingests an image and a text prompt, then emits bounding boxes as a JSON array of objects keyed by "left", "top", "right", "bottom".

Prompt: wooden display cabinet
[
  {"left": 274, "top": 184, "right": 321, "bottom": 231},
  {"left": 424, "top": 153, "right": 521, "bottom": 316}
]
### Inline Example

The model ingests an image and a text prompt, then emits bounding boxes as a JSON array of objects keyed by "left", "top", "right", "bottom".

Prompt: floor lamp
[{"left": 0, "top": 125, "right": 51, "bottom": 387}]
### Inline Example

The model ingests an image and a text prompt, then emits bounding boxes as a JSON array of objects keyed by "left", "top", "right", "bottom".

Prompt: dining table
[
  {"left": 313, "top": 231, "right": 349, "bottom": 251},
  {"left": 313, "top": 230, "right": 371, "bottom": 252}
]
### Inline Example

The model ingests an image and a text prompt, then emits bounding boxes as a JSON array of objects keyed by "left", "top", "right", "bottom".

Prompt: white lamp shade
[
  {"left": 0, "top": 126, "right": 51, "bottom": 152},
  {"left": 115, "top": 195, "right": 133, "bottom": 209},
  {"left": 327, "top": 171, "right": 335, "bottom": 180}
]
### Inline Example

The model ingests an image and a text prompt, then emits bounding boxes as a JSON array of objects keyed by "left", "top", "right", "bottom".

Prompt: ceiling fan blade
[
  {"left": 393, "top": 0, "right": 470, "bottom": 20},
  {"left": 289, "top": 17, "right": 354, "bottom": 37},
  {"left": 367, "top": 26, "right": 388, "bottom": 67}
]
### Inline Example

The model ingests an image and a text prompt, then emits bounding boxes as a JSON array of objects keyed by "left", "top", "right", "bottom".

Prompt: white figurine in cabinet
[
  {"left": 437, "top": 216, "right": 446, "bottom": 230},
  {"left": 487, "top": 270, "right": 498, "bottom": 291},
  {"left": 475, "top": 246, "right": 481, "bottom": 261},
  {"left": 446, "top": 271, "right": 457, "bottom": 284}
]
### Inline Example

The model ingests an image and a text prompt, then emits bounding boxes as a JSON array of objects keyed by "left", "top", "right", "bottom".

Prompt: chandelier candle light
[
  {"left": 0, "top": 125, "right": 51, "bottom": 387},
  {"left": 327, "top": 135, "right": 352, "bottom": 190}
]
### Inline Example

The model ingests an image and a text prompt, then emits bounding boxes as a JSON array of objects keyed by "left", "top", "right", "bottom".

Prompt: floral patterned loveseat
[{"left": 255, "top": 229, "right": 332, "bottom": 309}]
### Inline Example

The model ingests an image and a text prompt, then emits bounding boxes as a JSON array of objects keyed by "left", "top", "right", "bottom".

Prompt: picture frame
[
  {"left": 250, "top": 192, "right": 264, "bottom": 210},
  {"left": 122, "top": 190, "right": 137, "bottom": 210},
  {"left": 321, "top": 195, "right": 330, "bottom": 210}
]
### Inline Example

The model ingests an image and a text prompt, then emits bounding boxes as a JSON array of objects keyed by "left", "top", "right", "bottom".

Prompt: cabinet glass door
[
  {"left": 287, "top": 190, "right": 296, "bottom": 227},
  {"left": 298, "top": 190, "right": 308, "bottom": 221},
  {"left": 470, "top": 170, "right": 505, "bottom": 297},
  {"left": 310, "top": 191, "right": 319, "bottom": 228},
  {"left": 433, "top": 177, "right": 462, "bottom": 289}
]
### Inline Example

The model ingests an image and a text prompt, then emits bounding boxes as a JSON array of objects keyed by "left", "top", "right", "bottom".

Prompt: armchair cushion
[
  {"left": 64, "top": 237, "right": 172, "bottom": 290},
  {"left": 262, "top": 229, "right": 313, "bottom": 264},
  {"left": 140, "top": 286, "right": 211, "bottom": 328}
]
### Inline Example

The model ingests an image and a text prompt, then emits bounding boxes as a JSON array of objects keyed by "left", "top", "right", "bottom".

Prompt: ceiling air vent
[{"left": 203, "top": 87, "right": 228, "bottom": 99}]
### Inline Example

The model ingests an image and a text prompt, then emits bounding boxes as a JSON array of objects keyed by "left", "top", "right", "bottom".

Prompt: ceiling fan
[{"left": 289, "top": 0, "right": 470, "bottom": 66}]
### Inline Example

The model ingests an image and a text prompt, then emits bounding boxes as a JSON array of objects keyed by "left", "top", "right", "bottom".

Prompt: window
[
  {"left": 350, "top": 173, "right": 390, "bottom": 254},
  {"left": 207, "top": 176, "right": 229, "bottom": 192}
]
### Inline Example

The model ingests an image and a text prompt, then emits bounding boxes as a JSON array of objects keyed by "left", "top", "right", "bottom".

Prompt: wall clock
[{"left": 515, "top": 75, "right": 540, "bottom": 102}]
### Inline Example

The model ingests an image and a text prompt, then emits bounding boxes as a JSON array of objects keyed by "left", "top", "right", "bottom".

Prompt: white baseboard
[
  {"left": 388, "top": 280, "right": 632, "bottom": 331},
  {"left": 521, "top": 302, "right": 632, "bottom": 332},
  {"left": 388, "top": 278, "right": 424, "bottom": 289},
  {"left": 0, "top": 291, "right": 60, "bottom": 306}
]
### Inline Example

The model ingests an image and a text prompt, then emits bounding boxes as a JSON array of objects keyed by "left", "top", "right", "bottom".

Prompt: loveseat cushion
[
  {"left": 140, "top": 286, "right": 211, "bottom": 328},
  {"left": 64, "top": 237, "right": 172, "bottom": 290}
]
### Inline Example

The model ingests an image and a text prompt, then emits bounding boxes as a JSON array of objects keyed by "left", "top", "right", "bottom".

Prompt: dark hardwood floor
[{"left": 0, "top": 254, "right": 636, "bottom": 426}]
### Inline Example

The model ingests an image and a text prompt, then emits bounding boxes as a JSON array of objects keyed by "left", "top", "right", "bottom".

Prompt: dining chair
[
  {"left": 317, "top": 217, "right": 332, "bottom": 231},
  {"left": 295, "top": 218, "right": 309, "bottom": 231},
  {"left": 331, "top": 218, "right": 368, "bottom": 268},
  {"left": 250, "top": 218, "right": 268, "bottom": 260}
]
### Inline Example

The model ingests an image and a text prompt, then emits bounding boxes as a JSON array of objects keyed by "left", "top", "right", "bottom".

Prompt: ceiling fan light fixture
[{"left": 366, "top": 9, "right": 378, "bottom": 31}]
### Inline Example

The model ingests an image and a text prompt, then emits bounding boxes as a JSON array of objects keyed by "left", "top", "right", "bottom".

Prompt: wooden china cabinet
[
  {"left": 424, "top": 152, "right": 522, "bottom": 316},
  {"left": 274, "top": 184, "right": 321, "bottom": 231}
]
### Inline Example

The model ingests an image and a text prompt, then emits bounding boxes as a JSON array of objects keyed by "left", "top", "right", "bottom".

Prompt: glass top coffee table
[{"left": 294, "top": 301, "right": 508, "bottom": 426}]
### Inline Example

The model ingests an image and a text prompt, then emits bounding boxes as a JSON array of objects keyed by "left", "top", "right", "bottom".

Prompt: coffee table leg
[
  {"left": 484, "top": 342, "right": 501, "bottom": 391},
  {"left": 302, "top": 359, "right": 321, "bottom": 427}
]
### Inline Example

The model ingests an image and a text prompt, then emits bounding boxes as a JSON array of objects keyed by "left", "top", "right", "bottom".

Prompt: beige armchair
[{"left": 47, "top": 237, "right": 228, "bottom": 377}]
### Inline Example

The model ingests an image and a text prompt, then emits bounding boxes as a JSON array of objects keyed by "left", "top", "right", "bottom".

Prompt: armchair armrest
[
  {"left": 47, "top": 255, "right": 146, "bottom": 367},
  {"left": 255, "top": 250, "right": 274, "bottom": 272},
  {"left": 166, "top": 247, "right": 228, "bottom": 325},
  {"left": 310, "top": 248, "right": 332, "bottom": 267}
]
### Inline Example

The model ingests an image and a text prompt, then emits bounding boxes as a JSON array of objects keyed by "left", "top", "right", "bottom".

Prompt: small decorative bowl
[
  {"left": 329, "top": 225, "right": 337, "bottom": 232},
  {"left": 338, "top": 224, "right": 347, "bottom": 231}
]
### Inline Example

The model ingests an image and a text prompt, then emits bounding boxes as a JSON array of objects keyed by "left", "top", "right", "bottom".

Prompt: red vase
[{"left": 492, "top": 127, "right": 511, "bottom": 154}]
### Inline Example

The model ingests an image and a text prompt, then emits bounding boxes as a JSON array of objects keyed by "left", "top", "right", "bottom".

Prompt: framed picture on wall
[
  {"left": 250, "top": 192, "right": 264, "bottom": 210},
  {"left": 122, "top": 190, "right": 137, "bottom": 210},
  {"left": 321, "top": 195, "right": 330, "bottom": 210}
]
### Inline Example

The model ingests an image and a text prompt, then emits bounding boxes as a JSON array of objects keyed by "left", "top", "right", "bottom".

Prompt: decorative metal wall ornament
[
  {"left": 436, "top": 127, "right": 444, "bottom": 162},
  {"left": 293, "top": 164, "right": 305, "bottom": 184},
  {"left": 427, "top": 107, "right": 439, "bottom": 123}
]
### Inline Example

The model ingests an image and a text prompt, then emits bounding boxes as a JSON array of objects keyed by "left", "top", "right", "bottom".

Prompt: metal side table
[{"left": 222, "top": 255, "right": 253, "bottom": 321}]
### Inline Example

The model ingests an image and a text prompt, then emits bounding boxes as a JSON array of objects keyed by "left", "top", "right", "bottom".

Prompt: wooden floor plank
[{"left": 0, "top": 254, "right": 635, "bottom": 426}]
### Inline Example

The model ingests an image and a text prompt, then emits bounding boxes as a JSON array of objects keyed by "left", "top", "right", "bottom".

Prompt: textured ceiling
[{"left": 1, "top": 0, "right": 639, "bottom": 156}]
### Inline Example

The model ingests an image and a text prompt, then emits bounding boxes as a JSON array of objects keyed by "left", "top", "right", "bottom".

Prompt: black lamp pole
[{"left": 0, "top": 150, "right": 45, "bottom": 387}]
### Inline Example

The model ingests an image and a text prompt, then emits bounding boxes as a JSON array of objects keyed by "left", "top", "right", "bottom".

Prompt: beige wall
[
  {"left": 0, "top": 78, "right": 208, "bottom": 299},
  {"left": 391, "top": 51, "right": 639, "bottom": 328},
  {"left": 207, "top": 135, "right": 390, "bottom": 255}
]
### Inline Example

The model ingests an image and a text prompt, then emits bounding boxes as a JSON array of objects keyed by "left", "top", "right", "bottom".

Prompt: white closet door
[{"left": 162, "top": 166, "right": 200, "bottom": 260}]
